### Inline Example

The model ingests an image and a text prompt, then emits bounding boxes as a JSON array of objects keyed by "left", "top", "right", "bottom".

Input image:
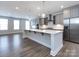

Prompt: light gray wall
[{"left": 0, "top": 16, "right": 26, "bottom": 35}]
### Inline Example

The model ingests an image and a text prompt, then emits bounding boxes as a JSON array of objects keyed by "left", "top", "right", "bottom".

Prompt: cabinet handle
[
  {"left": 34, "top": 31, "right": 36, "bottom": 34},
  {"left": 41, "top": 33, "right": 44, "bottom": 35}
]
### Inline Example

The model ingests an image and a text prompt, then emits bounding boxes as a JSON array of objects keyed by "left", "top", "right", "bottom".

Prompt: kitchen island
[{"left": 23, "top": 29, "right": 63, "bottom": 56}]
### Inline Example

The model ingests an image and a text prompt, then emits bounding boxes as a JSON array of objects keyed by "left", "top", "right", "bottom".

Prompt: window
[
  {"left": 25, "top": 20, "right": 30, "bottom": 30},
  {"left": 0, "top": 18, "right": 8, "bottom": 30},
  {"left": 14, "top": 20, "right": 20, "bottom": 30}
]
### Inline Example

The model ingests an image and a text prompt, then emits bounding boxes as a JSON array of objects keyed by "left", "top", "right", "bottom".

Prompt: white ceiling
[{"left": 0, "top": 1, "right": 79, "bottom": 19}]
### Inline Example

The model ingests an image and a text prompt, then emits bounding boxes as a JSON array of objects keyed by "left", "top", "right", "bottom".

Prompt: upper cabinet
[
  {"left": 63, "top": 5, "right": 79, "bottom": 19},
  {"left": 55, "top": 14, "right": 63, "bottom": 25},
  {"left": 63, "top": 8, "right": 70, "bottom": 19},
  {"left": 70, "top": 6, "right": 79, "bottom": 18},
  {"left": 39, "top": 18, "right": 48, "bottom": 26},
  {"left": 39, "top": 18, "right": 44, "bottom": 25}
]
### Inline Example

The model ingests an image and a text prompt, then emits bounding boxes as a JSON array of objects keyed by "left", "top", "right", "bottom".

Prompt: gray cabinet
[
  {"left": 39, "top": 18, "right": 48, "bottom": 26},
  {"left": 39, "top": 18, "right": 44, "bottom": 25},
  {"left": 63, "top": 5, "right": 79, "bottom": 19},
  {"left": 63, "top": 8, "right": 70, "bottom": 19},
  {"left": 70, "top": 6, "right": 79, "bottom": 18},
  {"left": 55, "top": 14, "right": 63, "bottom": 25}
]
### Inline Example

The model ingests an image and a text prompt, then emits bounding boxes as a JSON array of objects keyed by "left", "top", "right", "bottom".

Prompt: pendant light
[{"left": 41, "top": 1, "right": 46, "bottom": 18}]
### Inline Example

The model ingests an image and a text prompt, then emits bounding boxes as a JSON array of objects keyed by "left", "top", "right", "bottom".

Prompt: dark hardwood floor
[{"left": 0, "top": 34, "right": 79, "bottom": 57}]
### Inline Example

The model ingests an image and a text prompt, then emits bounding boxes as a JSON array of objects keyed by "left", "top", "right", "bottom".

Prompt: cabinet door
[
  {"left": 39, "top": 18, "right": 44, "bottom": 25},
  {"left": 70, "top": 6, "right": 79, "bottom": 18},
  {"left": 41, "top": 33, "right": 51, "bottom": 48},
  {"left": 55, "top": 14, "right": 63, "bottom": 25},
  {"left": 44, "top": 17, "right": 48, "bottom": 25},
  {"left": 63, "top": 8, "right": 70, "bottom": 18}
]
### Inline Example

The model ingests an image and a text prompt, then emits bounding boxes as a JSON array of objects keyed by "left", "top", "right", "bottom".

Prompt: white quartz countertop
[{"left": 24, "top": 29, "right": 63, "bottom": 34}]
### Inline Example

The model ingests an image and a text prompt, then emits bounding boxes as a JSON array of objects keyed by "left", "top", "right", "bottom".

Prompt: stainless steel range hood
[{"left": 48, "top": 14, "right": 56, "bottom": 24}]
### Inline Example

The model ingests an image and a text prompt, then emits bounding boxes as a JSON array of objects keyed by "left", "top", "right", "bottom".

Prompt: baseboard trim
[
  {"left": 50, "top": 44, "right": 63, "bottom": 56},
  {"left": 0, "top": 32, "right": 22, "bottom": 36}
]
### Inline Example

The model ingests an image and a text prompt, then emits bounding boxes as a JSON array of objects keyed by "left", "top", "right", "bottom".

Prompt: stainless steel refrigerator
[{"left": 64, "top": 17, "right": 79, "bottom": 43}]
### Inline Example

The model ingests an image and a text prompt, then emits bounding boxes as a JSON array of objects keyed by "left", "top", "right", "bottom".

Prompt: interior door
[{"left": 70, "top": 18, "right": 79, "bottom": 43}]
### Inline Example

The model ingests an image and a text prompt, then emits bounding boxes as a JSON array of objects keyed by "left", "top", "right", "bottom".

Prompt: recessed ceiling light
[
  {"left": 61, "top": 5, "right": 64, "bottom": 9},
  {"left": 16, "top": 7, "right": 19, "bottom": 10}
]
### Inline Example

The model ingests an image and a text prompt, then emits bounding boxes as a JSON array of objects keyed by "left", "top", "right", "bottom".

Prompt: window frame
[
  {"left": 0, "top": 18, "right": 8, "bottom": 30},
  {"left": 13, "top": 20, "right": 20, "bottom": 30},
  {"left": 25, "top": 20, "right": 30, "bottom": 30}
]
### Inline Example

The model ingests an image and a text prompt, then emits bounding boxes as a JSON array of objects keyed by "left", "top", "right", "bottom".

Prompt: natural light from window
[
  {"left": 0, "top": 18, "right": 8, "bottom": 30},
  {"left": 14, "top": 20, "right": 20, "bottom": 30},
  {"left": 25, "top": 20, "right": 30, "bottom": 30}
]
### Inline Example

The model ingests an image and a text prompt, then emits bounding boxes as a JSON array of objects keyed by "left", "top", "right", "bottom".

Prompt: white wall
[{"left": 0, "top": 16, "right": 26, "bottom": 35}]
